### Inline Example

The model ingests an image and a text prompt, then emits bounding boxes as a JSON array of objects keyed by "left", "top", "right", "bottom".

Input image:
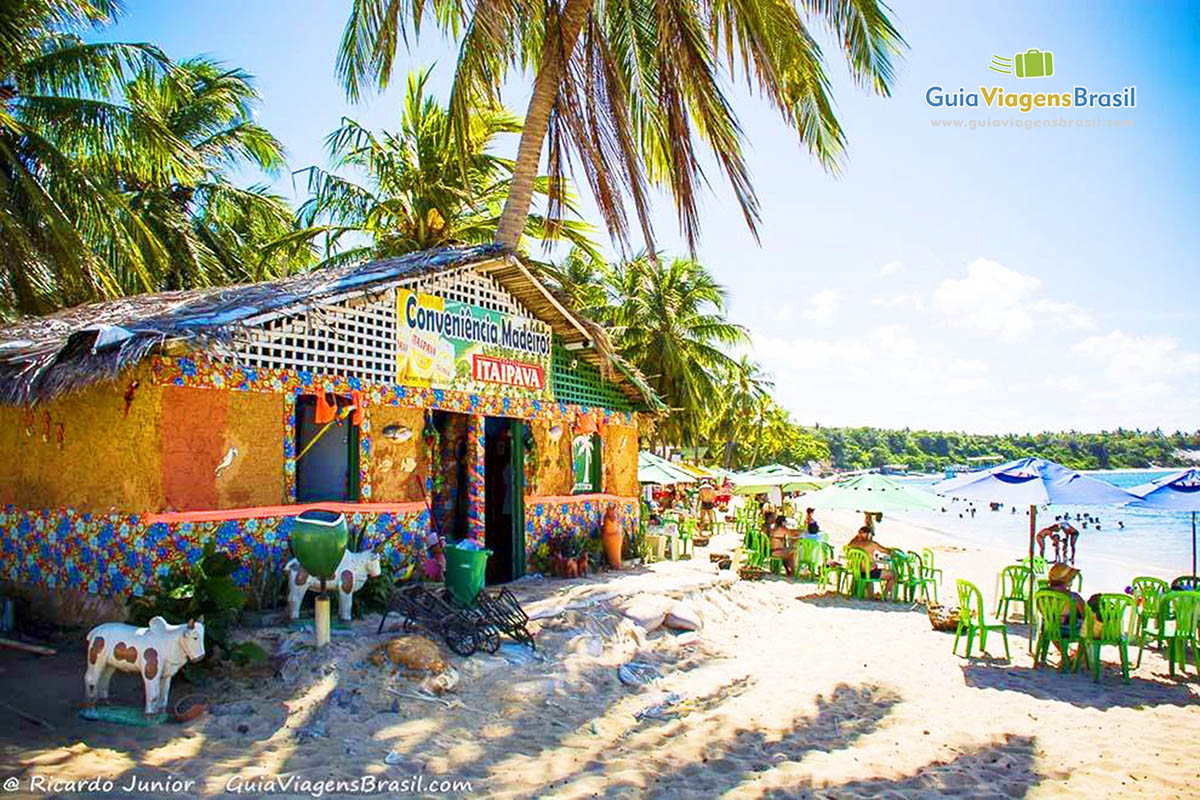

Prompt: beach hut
[{"left": 0, "top": 245, "right": 661, "bottom": 612}]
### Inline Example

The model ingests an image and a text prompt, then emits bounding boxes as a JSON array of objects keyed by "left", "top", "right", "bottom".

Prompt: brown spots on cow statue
[{"left": 84, "top": 617, "right": 205, "bottom": 716}]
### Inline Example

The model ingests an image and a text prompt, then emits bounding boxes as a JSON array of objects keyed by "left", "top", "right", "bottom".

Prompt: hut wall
[
  {"left": 528, "top": 419, "right": 573, "bottom": 496},
  {"left": 366, "top": 406, "right": 427, "bottom": 503},
  {"left": 524, "top": 495, "right": 637, "bottom": 572},
  {"left": 0, "top": 503, "right": 429, "bottom": 598},
  {"left": 602, "top": 421, "right": 639, "bottom": 497},
  {"left": 160, "top": 386, "right": 286, "bottom": 511},
  {"left": 0, "top": 363, "right": 164, "bottom": 512}
]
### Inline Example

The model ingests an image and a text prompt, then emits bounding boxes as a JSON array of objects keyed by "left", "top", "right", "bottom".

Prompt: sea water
[{"left": 897, "top": 470, "right": 1193, "bottom": 591}]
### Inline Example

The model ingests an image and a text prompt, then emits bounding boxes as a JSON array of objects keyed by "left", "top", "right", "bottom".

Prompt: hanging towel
[
  {"left": 314, "top": 391, "right": 336, "bottom": 424},
  {"left": 349, "top": 390, "right": 366, "bottom": 425}
]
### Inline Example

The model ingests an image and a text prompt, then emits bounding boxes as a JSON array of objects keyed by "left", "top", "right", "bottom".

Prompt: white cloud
[
  {"left": 801, "top": 289, "right": 840, "bottom": 327},
  {"left": 1072, "top": 330, "right": 1200, "bottom": 382},
  {"left": 872, "top": 292, "right": 924, "bottom": 311},
  {"left": 932, "top": 258, "right": 1042, "bottom": 340},
  {"left": 931, "top": 258, "right": 1099, "bottom": 342},
  {"left": 873, "top": 260, "right": 905, "bottom": 278},
  {"left": 1031, "top": 299, "right": 1097, "bottom": 332}
]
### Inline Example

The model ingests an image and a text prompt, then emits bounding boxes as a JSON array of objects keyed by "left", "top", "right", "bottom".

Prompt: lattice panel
[
  {"left": 552, "top": 343, "right": 632, "bottom": 411},
  {"left": 229, "top": 292, "right": 397, "bottom": 383},
  {"left": 413, "top": 268, "right": 534, "bottom": 318}
]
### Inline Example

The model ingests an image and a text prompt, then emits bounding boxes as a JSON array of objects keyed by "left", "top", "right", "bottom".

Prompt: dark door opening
[
  {"left": 484, "top": 417, "right": 524, "bottom": 584},
  {"left": 295, "top": 395, "right": 359, "bottom": 502},
  {"left": 431, "top": 411, "right": 469, "bottom": 543}
]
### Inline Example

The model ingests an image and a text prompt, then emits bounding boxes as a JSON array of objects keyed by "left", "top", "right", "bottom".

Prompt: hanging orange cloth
[
  {"left": 575, "top": 412, "right": 598, "bottom": 436},
  {"left": 349, "top": 390, "right": 366, "bottom": 426},
  {"left": 314, "top": 391, "right": 336, "bottom": 424}
]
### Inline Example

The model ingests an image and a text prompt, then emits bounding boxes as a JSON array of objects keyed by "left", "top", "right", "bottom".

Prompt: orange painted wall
[
  {"left": 603, "top": 422, "right": 639, "bottom": 497},
  {"left": 218, "top": 391, "right": 285, "bottom": 508},
  {"left": 0, "top": 364, "right": 164, "bottom": 512},
  {"left": 527, "top": 419, "right": 573, "bottom": 496}
]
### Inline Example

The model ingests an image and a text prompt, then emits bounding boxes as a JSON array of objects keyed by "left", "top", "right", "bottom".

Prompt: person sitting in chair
[
  {"left": 845, "top": 525, "right": 894, "bottom": 598},
  {"left": 802, "top": 508, "right": 821, "bottom": 539},
  {"left": 761, "top": 511, "right": 797, "bottom": 576},
  {"left": 1046, "top": 562, "right": 1089, "bottom": 665}
]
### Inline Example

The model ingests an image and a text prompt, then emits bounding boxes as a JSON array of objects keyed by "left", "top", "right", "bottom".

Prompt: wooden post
[
  {"left": 1028, "top": 504, "right": 1037, "bottom": 654},
  {"left": 314, "top": 595, "right": 331, "bottom": 648}
]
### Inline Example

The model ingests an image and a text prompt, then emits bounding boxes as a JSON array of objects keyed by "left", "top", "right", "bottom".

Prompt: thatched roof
[{"left": 0, "top": 245, "right": 660, "bottom": 410}]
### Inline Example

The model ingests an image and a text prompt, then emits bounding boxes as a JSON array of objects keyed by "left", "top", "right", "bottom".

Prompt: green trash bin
[{"left": 445, "top": 543, "right": 491, "bottom": 606}]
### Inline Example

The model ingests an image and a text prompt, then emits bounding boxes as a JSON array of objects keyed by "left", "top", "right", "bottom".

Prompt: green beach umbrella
[
  {"left": 732, "top": 470, "right": 828, "bottom": 495},
  {"left": 802, "top": 473, "right": 941, "bottom": 513},
  {"left": 638, "top": 451, "right": 697, "bottom": 485}
]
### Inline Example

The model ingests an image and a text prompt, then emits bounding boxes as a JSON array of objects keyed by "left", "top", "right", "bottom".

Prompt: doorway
[
  {"left": 295, "top": 395, "right": 359, "bottom": 502},
  {"left": 484, "top": 417, "right": 525, "bottom": 584},
  {"left": 431, "top": 411, "right": 469, "bottom": 543}
]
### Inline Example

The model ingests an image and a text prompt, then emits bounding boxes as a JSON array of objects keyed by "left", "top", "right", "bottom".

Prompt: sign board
[{"left": 397, "top": 289, "right": 552, "bottom": 398}]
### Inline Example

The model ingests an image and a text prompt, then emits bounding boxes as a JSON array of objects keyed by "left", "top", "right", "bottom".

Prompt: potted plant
[{"left": 547, "top": 525, "right": 587, "bottom": 578}]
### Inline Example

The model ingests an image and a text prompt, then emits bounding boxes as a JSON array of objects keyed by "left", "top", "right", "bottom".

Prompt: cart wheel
[
  {"left": 480, "top": 627, "right": 501, "bottom": 654},
  {"left": 444, "top": 622, "right": 478, "bottom": 656}
]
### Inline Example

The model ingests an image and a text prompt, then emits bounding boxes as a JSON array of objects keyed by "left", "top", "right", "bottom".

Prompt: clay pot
[{"left": 601, "top": 507, "right": 624, "bottom": 569}]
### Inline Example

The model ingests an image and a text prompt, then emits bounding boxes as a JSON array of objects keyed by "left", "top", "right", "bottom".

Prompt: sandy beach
[{"left": 2, "top": 510, "right": 1198, "bottom": 799}]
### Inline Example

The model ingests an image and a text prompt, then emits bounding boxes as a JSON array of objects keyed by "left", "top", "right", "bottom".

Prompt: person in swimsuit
[
  {"left": 697, "top": 480, "right": 717, "bottom": 530},
  {"left": 761, "top": 512, "right": 797, "bottom": 575}
]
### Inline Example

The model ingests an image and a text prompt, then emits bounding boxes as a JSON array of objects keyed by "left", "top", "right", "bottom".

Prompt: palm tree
[
  {"left": 605, "top": 253, "right": 745, "bottom": 446},
  {"left": 0, "top": 0, "right": 188, "bottom": 315},
  {"left": 538, "top": 246, "right": 609, "bottom": 318},
  {"left": 121, "top": 57, "right": 312, "bottom": 289},
  {"left": 336, "top": 0, "right": 904, "bottom": 252},
  {"left": 713, "top": 356, "right": 773, "bottom": 468},
  {"left": 279, "top": 68, "right": 598, "bottom": 267}
]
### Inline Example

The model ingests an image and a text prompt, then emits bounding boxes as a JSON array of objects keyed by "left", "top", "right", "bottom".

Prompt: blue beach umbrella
[
  {"left": 934, "top": 458, "right": 1139, "bottom": 647},
  {"left": 1128, "top": 469, "right": 1200, "bottom": 575}
]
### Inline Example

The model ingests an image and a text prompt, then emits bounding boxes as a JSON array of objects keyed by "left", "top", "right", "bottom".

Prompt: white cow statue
[
  {"left": 84, "top": 617, "right": 206, "bottom": 715},
  {"left": 285, "top": 549, "right": 382, "bottom": 621}
]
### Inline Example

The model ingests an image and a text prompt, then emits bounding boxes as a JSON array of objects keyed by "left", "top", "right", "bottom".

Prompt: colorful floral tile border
[
  {"left": 0, "top": 504, "right": 429, "bottom": 598},
  {"left": 525, "top": 494, "right": 638, "bottom": 568}
]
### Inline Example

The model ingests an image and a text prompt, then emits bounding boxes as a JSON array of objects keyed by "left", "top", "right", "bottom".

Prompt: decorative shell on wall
[
  {"left": 382, "top": 424, "right": 413, "bottom": 443},
  {"left": 380, "top": 457, "right": 394, "bottom": 471},
  {"left": 547, "top": 424, "right": 564, "bottom": 443},
  {"left": 400, "top": 457, "right": 417, "bottom": 473}
]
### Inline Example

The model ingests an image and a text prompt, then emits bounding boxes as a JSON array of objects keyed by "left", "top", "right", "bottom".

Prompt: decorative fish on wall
[{"left": 382, "top": 424, "right": 412, "bottom": 442}]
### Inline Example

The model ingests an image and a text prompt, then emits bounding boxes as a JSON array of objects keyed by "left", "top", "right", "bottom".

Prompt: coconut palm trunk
[{"left": 493, "top": 0, "right": 591, "bottom": 248}]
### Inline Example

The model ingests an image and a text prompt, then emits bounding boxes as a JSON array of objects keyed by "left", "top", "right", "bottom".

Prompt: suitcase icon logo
[{"left": 989, "top": 49, "right": 1054, "bottom": 79}]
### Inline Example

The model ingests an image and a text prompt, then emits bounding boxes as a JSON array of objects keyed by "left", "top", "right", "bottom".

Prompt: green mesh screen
[{"left": 552, "top": 343, "right": 634, "bottom": 411}]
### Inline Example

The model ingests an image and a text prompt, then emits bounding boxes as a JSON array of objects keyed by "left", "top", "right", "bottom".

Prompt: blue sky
[{"left": 99, "top": 1, "right": 1199, "bottom": 434}]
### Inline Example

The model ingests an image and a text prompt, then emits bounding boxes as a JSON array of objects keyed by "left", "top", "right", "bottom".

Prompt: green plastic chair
[
  {"left": 1131, "top": 576, "right": 1169, "bottom": 666},
  {"left": 844, "top": 548, "right": 886, "bottom": 600},
  {"left": 953, "top": 579, "right": 1010, "bottom": 659},
  {"left": 677, "top": 518, "right": 696, "bottom": 559},
  {"left": 1171, "top": 575, "right": 1200, "bottom": 591},
  {"left": 995, "top": 565, "right": 1033, "bottom": 623},
  {"left": 1033, "top": 589, "right": 1085, "bottom": 673},
  {"left": 921, "top": 548, "right": 944, "bottom": 587},
  {"left": 888, "top": 551, "right": 918, "bottom": 603},
  {"left": 824, "top": 543, "right": 850, "bottom": 595},
  {"left": 1081, "top": 593, "right": 1132, "bottom": 683},
  {"left": 907, "top": 550, "right": 939, "bottom": 603},
  {"left": 793, "top": 538, "right": 828, "bottom": 586},
  {"left": 1160, "top": 591, "right": 1200, "bottom": 678},
  {"left": 1018, "top": 556, "right": 1049, "bottom": 577}
]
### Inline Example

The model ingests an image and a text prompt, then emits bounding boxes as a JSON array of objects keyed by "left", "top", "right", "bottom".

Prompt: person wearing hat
[{"left": 1047, "top": 562, "right": 1088, "bottom": 664}]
